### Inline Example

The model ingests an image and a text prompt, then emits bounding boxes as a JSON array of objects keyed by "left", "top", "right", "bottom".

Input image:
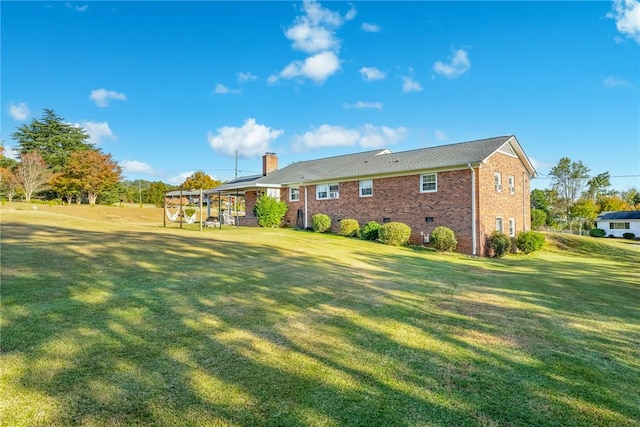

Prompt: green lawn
[{"left": 1, "top": 205, "right": 639, "bottom": 426}]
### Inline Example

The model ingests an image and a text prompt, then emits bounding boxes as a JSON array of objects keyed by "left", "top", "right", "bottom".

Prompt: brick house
[{"left": 211, "top": 135, "right": 536, "bottom": 256}]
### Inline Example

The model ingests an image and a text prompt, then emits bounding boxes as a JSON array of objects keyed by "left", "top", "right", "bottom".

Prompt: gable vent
[{"left": 498, "top": 143, "right": 517, "bottom": 157}]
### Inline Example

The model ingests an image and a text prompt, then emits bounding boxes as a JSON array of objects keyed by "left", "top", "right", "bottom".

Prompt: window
[
  {"left": 267, "top": 188, "right": 280, "bottom": 198},
  {"left": 496, "top": 217, "right": 503, "bottom": 233},
  {"left": 289, "top": 187, "right": 299, "bottom": 202},
  {"left": 359, "top": 180, "right": 373, "bottom": 197},
  {"left": 508, "top": 218, "right": 516, "bottom": 236},
  {"left": 317, "top": 183, "right": 339, "bottom": 200},
  {"left": 420, "top": 173, "right": 437, "bottom": 193},
  {"left": 508, "top": 175, "right": 515, "bottom": 194},
  {"left": 610, "top": 222, "right": 630, "bottom": 230},
  {"left": 494, "top": 172, "right": 502, "bottom": 192}
]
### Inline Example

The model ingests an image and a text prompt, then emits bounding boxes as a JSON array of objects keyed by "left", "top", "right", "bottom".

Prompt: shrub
[
  {"left": 430, "top": 226, "right": 457, "bottom": 252},
  {"left": 360, "top": 221, "right": 381, "bottom": 241},
  {"left": 255, "top": 193, "right": 287, "bottom": 228},
  {"left": 515, "top": 231, "right": 545, "bottom": 254},
  {"left": 489, "top": 231, "right": 512, "bottom": 258},
  {"left": 378, "top": 222, "right": 411, "bottom": 246},
  {"left": 589, "top": 228, "right": 606, "bottom": 237},
  {"left": 339, "top": 219, "right": 360, "bottom": 237},
  {"left": 312, "top": 213, "right": 332, "bottom": 233},
  {"left": 623, "top": 232, "right": 636, "bottom": 240}
]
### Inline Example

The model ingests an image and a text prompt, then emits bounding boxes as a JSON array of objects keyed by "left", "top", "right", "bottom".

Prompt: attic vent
[
  {"left": 498, "top": 143, "right": 517, "bottom": 157},
  {"left": 375, "top": 149, "right": 392, "bottom": 156}
]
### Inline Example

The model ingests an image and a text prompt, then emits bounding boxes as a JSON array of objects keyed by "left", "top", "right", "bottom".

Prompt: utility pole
[
  {"left": 235, "top": 149, "right": 238, "bottom": 179},
  {"left": 139, "top": 181, "right": 142, "bottom": 208}
]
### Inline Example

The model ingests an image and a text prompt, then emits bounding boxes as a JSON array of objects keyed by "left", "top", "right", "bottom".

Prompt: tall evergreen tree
[{"left": 11, "top": 109, "right": 93, "bottom": 172}]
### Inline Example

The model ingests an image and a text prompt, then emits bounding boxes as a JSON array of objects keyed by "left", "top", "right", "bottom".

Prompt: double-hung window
[
  {"left": 317, "top": 183, "right": 339, "bottom": 200},
  {"left": 289, "top": 187, "right": 299, "bottom": 202},
  {"left": 508, "top": 175, "right": 515, "bottom": 194},
  {"left": 494, "top": 172, "right": 502, "bottom": 192},
  {"left": 420, "top": 173, "right": 437, "bottom": 193},
  {"left": 508, "top": 218, "right": 516, "bottom": 236},
  {"left": 496, "top": 217, "right": 504, "bottom": 233},
  {"left": 359, "top": 180, "right": 373, "bottom": 197}
]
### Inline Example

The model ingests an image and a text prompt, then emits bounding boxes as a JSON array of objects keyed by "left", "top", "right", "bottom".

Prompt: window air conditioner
[{"left": 329, "top": 192, "right": 339, "bottom": 199}]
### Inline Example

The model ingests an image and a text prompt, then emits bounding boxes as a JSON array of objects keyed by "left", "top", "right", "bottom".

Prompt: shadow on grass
[{"left": 1, "top": 221, "right": 639, "bottom": 426}]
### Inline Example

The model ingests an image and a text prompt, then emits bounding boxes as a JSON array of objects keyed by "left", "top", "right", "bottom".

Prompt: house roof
[
  {"left": 209, "top": 135, "right": 536, "bottom": 192},
  {"left": 596, "top": 211, "right": 640, "bottom": 220}
]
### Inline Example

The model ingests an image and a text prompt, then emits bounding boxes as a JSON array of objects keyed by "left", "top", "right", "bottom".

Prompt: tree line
[
  {"left": 0, "top": 109, "right": 221, "bottom": 206},
  {"left": 531, "top": 157, "right": 639, "bottom": 231}
]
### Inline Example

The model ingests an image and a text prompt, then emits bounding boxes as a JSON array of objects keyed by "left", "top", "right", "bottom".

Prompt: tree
[
  {"left": 597, "top": 194, "right": 631, "bottom": 213},
  {"left": 584, "top": 172, "right": 611, "bottom": 201},
  {"left": 11, "top": 109, "right": 93, "bottom": 172},
  {"left": 549, "top": 157, "right": 590, "bottom": 220},
  {"left": 570, "top": 198, "right": 599, "bottom": 230},
  {"left": 148, "top": 181, "right": 170, "bottom": 207},
  {"left": 181, "top": 171, "right": 221, "bottom": 190},
  {"left": 65, "top": 149, "right": 122, "bottom": 206},
  {"left": 14, "top": 151, "right": 52, "bottom": 201},
  {"left": 620, "top": 188, "right": 640, "bottom": 208},
  {"left": 0, "top": 167, "right": 19, "bottom": 201},
  {"left": 49, "top": 173, "right": 83, "bottom": 204},
  {"left": 531, "top": 209, "right": 547, "bottom": 229}
]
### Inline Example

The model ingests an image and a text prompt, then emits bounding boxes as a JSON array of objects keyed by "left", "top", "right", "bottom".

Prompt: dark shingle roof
[
  {"left": 596, "top": 211, "right": 640, "bottom": 220},
  {"left": 260, "top": 135, "right": 532, "bottom": 185}
]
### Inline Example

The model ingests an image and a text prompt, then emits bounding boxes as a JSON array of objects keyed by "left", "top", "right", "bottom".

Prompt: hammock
[
  {"left": 182, "top": 206, "right": 197, "bottom": 224},
  {"left": 165, "top": 206, "right": 180, "bottom": 221}
]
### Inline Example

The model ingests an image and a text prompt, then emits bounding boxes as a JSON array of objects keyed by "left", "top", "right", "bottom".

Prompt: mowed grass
[{"left": 1, "top": 203, "right": 639, "bottom": 426}]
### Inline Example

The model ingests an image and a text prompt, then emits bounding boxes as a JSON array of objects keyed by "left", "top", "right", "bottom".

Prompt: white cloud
[
  {"left": 75, "top": 121, "right": 115, "bottom": 145},
  {"left": 238, "top": 72, "right": 258, "bottom": 83},
  {"left": 294, "top": 123, "right": 407, "bottom": 150},
  {"left": 607, "top": 0, "right": 640, "bottom": 43},
  {"left": 120, "top": 160, "right": 154, "bottom": 175},
  {"left": 359, "top": 66, "right": 386, "bottom": 81},
  {"left": 361, "top": 23, "right": 381, "bottom": 33},
  {"left": 168, "top": 172, "right": 194, "bottom": 186},
  {"left": 434, "top": 130, "right": 448, "bottom": 141},
  {"left": 207, "top": 118, "right": 283, "bottom": 157},
  {"left": 214, "top": 84, "right": 240, "bottom": 94},
  {"left": 272, "top": 51, "right": 340, "bottom": 84},
  {"left": 604, "top": 75, "right": 634, "bottom": 89},
  {"left": 344, "top": 101, "right": 383, "bottom": 110},
  {"left": 65, "top": 2, "right": 88, "bottom": 12},
  {"left": 433, "top": 49, "right": 471, "bottom": 79},
  {"left": 8, "top": 102, "right": 30, "bottom": 121},
  {"left": 402, "top": 76, "right": 423, "bottom": 93},
  {"left": 89, "top": 88, "right": 127, "bottom": 107},
  {"left": 529, "top": 157, "right": 554, "bottom": 172},
  {"left": 285, "top": 0, "right": 352, "bottom": 53}
]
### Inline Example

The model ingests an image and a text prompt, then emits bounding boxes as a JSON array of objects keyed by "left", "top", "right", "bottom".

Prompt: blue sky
[{"left": 2, "top": 1, "right": 639, "bottom": 191}]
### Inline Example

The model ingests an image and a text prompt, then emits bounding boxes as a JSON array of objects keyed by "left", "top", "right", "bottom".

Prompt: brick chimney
[{"left": 262, "top": 152, "right": 278, "bottom": 176}]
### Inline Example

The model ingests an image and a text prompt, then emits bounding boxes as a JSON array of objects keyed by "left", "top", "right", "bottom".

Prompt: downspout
[
  {"left": 523, "top": 171, "right": 527, "bottom": 231},
  {"left": 468, "top": 163, "right": 477, "bottom": 256},
  {"left": 304, "top": 185, "right": 308, "bottom": 229}
]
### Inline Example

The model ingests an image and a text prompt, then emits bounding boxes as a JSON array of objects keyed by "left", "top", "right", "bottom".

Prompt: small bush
[
  {"left": 430, "top": 226, "right": 457, "bottom": 252},
  {"left": 623, "top": 232, "right": 636, "bottom": 240},
  {"left": 339, "top": 219, "right": 360, "bottom": 237},
  {"left": 378, "top": 222, "right": 411, "bottom": 246},
  {"left": 589, "top": 228, "right": 606, "bottom": 237},
  {"left": 312, "top": 213, "right": 332, "bottom": 233},
  {"left": 255, "top": 193, "right": 287, "bottom": 227},
  {"left": 360, "top": 221, "right": 381, "bottom": 241},
  {"left": 489, "top": 231, "right": 512, "bottom": 258},
  {"left": 515, "top": 231, "right": 545, "bottom": 254}
]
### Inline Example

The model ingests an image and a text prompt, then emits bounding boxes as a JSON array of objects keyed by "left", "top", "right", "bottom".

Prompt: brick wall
[{"left": 477, "top": 152, "right": 531, "bottom": 256}]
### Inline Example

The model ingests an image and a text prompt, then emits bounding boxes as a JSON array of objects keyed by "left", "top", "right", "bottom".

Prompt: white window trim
[
  {"left": 359, "top": 179, "right": 373, "bottom": 197},
  {"left": 317, "top": 183, "right": 339, "bottom": 200},
  {"left": 494, "top": 172, "right": 502, "bottom": 192},
  {"left": 289, "top": 187, "right": 299, "bottom": 202},
  {"left": 508, "top": 175, "right": 515, "bottom": 194},
  {"left": 508, "top": 217, "right": 516, "bottom": 237},
  {"left": 420, "top": 173, "right": 437, "bottom": 193},
  {"left": 496, "top": 217, "right": 504, "bottom": 233}
]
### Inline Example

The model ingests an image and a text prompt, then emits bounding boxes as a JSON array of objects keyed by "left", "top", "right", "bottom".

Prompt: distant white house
[{"left": 595, "top": 211, "right": 640, "bottom": 238}]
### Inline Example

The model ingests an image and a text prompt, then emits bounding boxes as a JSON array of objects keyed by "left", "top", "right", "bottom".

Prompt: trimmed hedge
[
  {"left": 489, "top": 231, "right": 512, "bottom": 258},
  {"left": 360, "top": 221, "right": 381, "bottom": 241},
  {"left": 623, "top": 232, "right": 636, "bottom": 240},
  {"left": 430, "top": 226, "right": 457, "bottom": 252},
  {"left": 311, "top": 213, "right": 332, "bottom": 233},
  {"left": 378, "top": 222, "right": 411, "bottom": 246},
  {"left": 339, "top": 219, "right": 360, "bottom": 237},
  {"left": 589, "top": 228, "right": 606, "bottom": 237},
  {"left": 515, "top": 231, "right": 545, "bottom": 254}
]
